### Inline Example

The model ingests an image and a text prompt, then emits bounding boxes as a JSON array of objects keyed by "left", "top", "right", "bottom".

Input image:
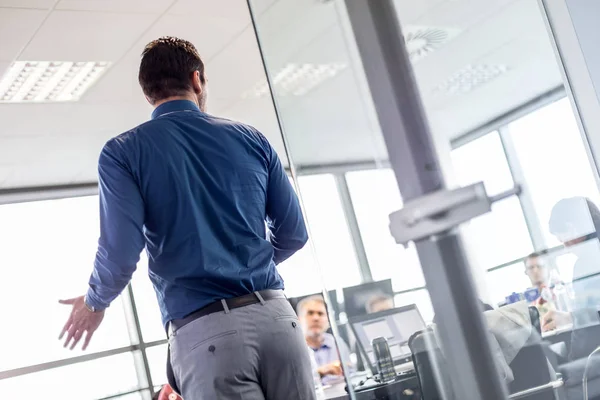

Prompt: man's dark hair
[{"left": 139, "top": 36, "right": 206, "bottom": 104}]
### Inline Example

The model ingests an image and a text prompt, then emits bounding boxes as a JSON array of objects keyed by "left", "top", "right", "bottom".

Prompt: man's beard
[{"left": 197, "top": 85, "right": 208, "bottom": 112}]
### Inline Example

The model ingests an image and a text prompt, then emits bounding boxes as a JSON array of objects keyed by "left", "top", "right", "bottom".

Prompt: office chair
[
  {"left": 408, "top": 307, "right": 561, "bottom": 400},
  {"left": 506, "top": 306, "right": 555, "bottom": 400},
  {"left": 408, "top": 329, "right": 456, "bottom": 400}
]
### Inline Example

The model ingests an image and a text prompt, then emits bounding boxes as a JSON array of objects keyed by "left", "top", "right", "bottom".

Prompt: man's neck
[
  {"left": 306, "top": 334, "right": 325, "bottom": 349},
  {"left": 154, "top": 94, "right": 199, "bottom": 110}
]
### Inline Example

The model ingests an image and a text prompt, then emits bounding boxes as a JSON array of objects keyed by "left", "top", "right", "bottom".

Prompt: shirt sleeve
[
  {"left": 86, "top": 139, "right": 145, "bottom": 310},
  {"left": 260, "top": 133, "right": 308, "bottom": 264}
]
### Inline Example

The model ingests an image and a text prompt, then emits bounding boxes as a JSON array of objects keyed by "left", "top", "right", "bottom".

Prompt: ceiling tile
[
  {"left": 0, "top": 8, "right": 48, "bottom": 61},
  {"left": 169, "top": 0, "right": 249, "bottom": 22},
  {"left": 19, "top": 10, "right": 156, "bottom": 61},
  {"left": 0, "top": 0, "right": 55, "bottom": 8},
  {"left": 136, "top": 12, "right": 248, "bottom": 61},
  {"left": 56, "top": 0, "right": 172, "bottom": 14},
  {"left": 206, "top": 27, "right": 266, "bottom": 100}
]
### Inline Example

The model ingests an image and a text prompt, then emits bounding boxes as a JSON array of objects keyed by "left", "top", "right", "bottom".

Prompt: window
[
  {"left": 508, "top": 98, "right": 600, "bottom": 246},
  {"left": 462, "top": 197, "right": 533, "bottom": 271},
  {"left": 451, "top": 132, "right": 514, "bottom": 196},
  {"left": 279, "top": 174, "right": 362, "bottom": 293},
  {"left": 107, "top": 392, "right": 149, "bottom": 400},
  {"left": 345, "top": 169, "right": 425, "bottom": 292},
  {"left": 394, "top": 289, "right": 434, "bottom": 324},
  {"left": 131, "top": 254, "right": 166, "bottom": 343},
  {"left": 0, "top": 352, "right": 141, "bottom": 400},
  {"left": 485, "top": 261, "right": 532, "bottom": 306},
  {"left": 0, "top": 197, "right": 132, "bottom": 372},
  {"left": 146, "top": 344, "right": 169, "bottom": 388},
  {"left": 451, "top": 132, "right": 533, "bottom": 270}
]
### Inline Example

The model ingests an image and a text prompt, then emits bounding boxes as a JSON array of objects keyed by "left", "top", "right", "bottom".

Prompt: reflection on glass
[
  {"left": 0, "top": 197, "right": 132, "bottom": 372},
  {"left": 0, "top": 352, "right": 140, "bottom": 399}
]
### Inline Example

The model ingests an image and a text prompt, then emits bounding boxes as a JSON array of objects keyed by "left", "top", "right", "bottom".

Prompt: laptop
[{"left": 349, "top": 304, "right": 426, "bottom": 374}]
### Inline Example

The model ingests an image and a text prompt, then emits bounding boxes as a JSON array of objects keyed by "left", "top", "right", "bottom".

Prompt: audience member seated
[
  {"left": 524, "top": 252, "right": 557, "bottom": 321},
  {"left": 366, "top": 294, "right": 394, "bottom": 313},
  {"left": 297, "top": 295, "right": 354, "bottom": 385}
]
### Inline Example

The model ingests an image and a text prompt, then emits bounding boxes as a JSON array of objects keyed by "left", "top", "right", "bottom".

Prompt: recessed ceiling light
[
  {"left": 403, "top": 26, "right": 461, "bottom": 63},
  {"left": 0, "top": 61, "right": 111, "bottom": 103},
  {"left": 242, "top": 63, "right": 347, "bottom": 99},
  {"left": 434, "top": 64, "right": 509, "bottom": 95}
]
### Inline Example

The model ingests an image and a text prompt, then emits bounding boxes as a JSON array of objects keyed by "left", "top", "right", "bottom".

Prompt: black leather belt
[{"left": 167, "top": 289, "right": 286, "bottom": 335}]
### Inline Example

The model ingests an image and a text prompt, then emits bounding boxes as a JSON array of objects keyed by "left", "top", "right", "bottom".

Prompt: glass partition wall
[{"left": 248, "top": 0, "right": 600, "bottom": 399}]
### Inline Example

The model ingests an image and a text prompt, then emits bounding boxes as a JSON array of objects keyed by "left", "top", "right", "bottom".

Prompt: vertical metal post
[
  {"left": 335, "top": 173, "right": 374, "bottom": 282},
  {"left": 343, "top": 1, "right": 508, "bottom": 399}
]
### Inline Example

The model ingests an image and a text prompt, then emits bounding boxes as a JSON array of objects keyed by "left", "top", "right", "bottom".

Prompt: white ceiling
[{"left": 0, "top": 0, "right": 564, "bottom": 190}]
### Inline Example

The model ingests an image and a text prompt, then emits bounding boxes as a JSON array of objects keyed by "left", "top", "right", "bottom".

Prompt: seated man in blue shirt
[
  {"left": 298, "top": 295, "right": 354, "bottom": 385},
  {"left": 57, "top": 36, "right": 315, "bottom": 400}
]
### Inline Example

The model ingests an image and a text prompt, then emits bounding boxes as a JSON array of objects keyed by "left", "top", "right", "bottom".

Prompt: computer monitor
[
  {"left": 288, "top": 290, "right": 341, "bottom": 319},
  {"left": 349, "top": 304, "right": 426, "bottom": 372},
  {"left": 342, "top": 279, "right": 394, "bottom": 318}
]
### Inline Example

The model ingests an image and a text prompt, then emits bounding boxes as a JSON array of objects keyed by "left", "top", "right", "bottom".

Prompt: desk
[
  {"left": 323, "top": 374, "right": 419, "bottom": 400},
  {"left": 542, "top": 324, "right": 573, "bottom": 339},
  {"left": 324, "top": 382, "right": 349, "bottom": 400}
]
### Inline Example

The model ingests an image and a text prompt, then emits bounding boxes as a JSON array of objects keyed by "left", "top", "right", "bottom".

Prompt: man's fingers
[
  {"left": 82, "top": 330, "right": 94, "bottom": 351},
  {"left": 542, "top": 314, "right": 556, "bottom": 332},
  {"left": 59, "top": 315, "right": 73, "bottom": 340},
  {"left": 63, "top": 326, "right": 78, "bottom": 348},
  {"left": 59, "top": 298, "right": 77, "bottom": 305},
  {"left": 70, "top": 330, "right": 84, "bottom": 350}
]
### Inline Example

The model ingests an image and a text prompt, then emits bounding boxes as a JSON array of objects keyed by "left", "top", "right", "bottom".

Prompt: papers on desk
[{"left": 542, "top": 324, "right": 573, "bottom": 338}]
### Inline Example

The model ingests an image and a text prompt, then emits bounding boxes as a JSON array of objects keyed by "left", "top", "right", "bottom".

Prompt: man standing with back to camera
[{"left": 57, "top": 36, "right": 316, "bottom": 399}]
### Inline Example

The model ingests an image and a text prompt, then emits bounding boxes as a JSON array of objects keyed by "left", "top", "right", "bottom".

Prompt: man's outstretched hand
[{"left": 58, "top": 296, "right": 105, "bottom": 350}]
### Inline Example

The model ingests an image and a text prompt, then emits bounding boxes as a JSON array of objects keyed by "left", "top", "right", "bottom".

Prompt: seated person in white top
[{"left": 297, "top": 295, "right": 354, "bottom": 385}]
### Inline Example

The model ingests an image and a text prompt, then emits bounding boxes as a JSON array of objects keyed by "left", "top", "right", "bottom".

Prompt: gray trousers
[{"left": 169, "top": 296, "right": 317, "bottom": 400}]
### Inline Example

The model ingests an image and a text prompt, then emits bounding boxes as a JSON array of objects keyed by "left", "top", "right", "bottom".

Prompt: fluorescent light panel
[
  {"left": 0, "top": 61, "right": 111, "bottom": 103},
  {"left": 434, "top": 64, "right": 509, "bottom": 95},
  {"left": 243, "top": 62, "right": 347, "bottom": 99}
]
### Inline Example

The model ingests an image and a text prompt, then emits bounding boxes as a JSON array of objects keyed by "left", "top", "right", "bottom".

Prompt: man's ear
[
  {"left": 144, "top": 95, "right": 154, "bottom": 106},
  {"left": 191, "top": 70, "right": 203, "bottom": 95}
]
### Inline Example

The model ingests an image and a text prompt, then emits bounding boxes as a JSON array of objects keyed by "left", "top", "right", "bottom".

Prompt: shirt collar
[
  {"left": 151, "top": 99, "right": 200, "bottom": 120},
  {"left": 320, "top": 333, "right": 336, "bottom": 349}
]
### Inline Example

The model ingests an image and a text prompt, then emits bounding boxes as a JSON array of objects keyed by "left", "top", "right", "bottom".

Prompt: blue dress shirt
[
  {"left": 311, "top": 333, "right": 353, "bottom": 385},
  {"left": 86, "top": 100, "right": 308, "bottom": 326}
]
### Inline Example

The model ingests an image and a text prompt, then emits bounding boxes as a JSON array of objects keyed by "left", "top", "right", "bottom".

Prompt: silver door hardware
[{"left": 389, "top": 183, "right": 521, "bottom": 246}]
